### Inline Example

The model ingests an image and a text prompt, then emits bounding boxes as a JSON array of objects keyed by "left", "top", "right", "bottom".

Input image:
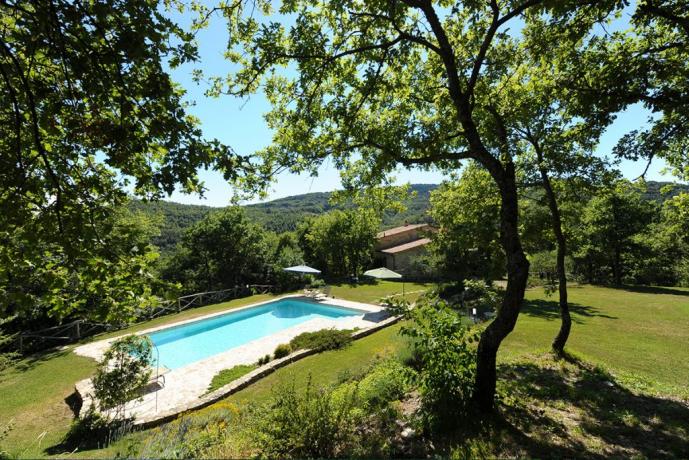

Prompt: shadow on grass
[
  {"left": 0, "top": 348, "right": 72, "bottom": 381},
  {"left": 432, "top": 355, "right": 688, "bottom": 458},
  {"left": 615, "top": 284, "right": 689, "bottom": 298},
  {"left": 489, "top": 357, "right": 688, "bottom": 458},
  {"left": 520, "top": 299, "right": 618, "bottom": 323}
]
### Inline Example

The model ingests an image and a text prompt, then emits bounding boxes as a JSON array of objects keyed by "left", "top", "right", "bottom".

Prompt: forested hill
[
  {"left": 245, "top": 183, "right": 437, "bottom": 232},
  {"left": 130, "top": 184, "right": 438, "bottom": 253},
  {"left": 130, "top": 181, "right": 686, "bottom": 254}
]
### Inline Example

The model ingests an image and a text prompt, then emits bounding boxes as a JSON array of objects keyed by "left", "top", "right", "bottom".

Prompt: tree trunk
[
  {"left": 532, "top": 144, "right": 571, "bottom": 356},
  {"left": 613, "top": 247, "right": 622, "bottom": 285},
  {"left": 537, "top": 166, "right": 571, "bottom": 356},
  {"left": 473, "top": 163, "right": 530, "bottom": 411}
]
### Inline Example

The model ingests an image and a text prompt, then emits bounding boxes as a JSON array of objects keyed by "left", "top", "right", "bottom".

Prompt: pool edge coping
[
  {"left": 75, "top": 313, "right": 401, "bottom": 428},
  {"left": 73, "top": 293, "right": 381, "bottom": 361}
]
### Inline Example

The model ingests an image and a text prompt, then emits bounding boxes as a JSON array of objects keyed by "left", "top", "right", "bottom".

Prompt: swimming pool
[{"left": 147, "top": 298, "right": 363, "bottom": 369}]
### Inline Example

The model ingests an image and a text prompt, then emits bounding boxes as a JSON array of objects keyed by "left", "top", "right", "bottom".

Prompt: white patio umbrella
[
  {"left": 283, "top": 265, "right": 322, "bottom": 274},
  {"left": 363, "top": 267, "right": 405, "bottom": 296}
]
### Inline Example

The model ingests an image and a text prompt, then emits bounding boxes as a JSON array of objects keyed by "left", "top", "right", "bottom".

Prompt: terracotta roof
[
  {"left": 380, "top": 237, "right": 431, "bottom": 254},
  {"left": 376, "top": 223, "right": 429, "bottom": 239}
]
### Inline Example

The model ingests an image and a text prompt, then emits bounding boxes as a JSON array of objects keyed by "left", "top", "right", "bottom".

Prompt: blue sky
[{"left": 164, "top": 6, "right": 673, "bottom": 208}]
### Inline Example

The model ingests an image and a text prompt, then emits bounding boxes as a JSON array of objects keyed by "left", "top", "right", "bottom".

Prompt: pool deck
[{"left": 73, "top": 294, "right": 390, "bottom": 424}]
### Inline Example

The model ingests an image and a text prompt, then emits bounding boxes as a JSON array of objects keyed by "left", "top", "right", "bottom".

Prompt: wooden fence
[{"left": 16, "top": 284, "right": 275, "bottom": 353}]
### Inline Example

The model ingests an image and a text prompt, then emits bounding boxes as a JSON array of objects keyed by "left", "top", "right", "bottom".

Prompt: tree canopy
[{"left": 0, "top": 0, "right": 248, "bottom": 321}]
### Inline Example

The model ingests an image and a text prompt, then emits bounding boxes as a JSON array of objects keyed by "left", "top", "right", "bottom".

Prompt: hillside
[
  {"left": 131, "top": 184, "right": 438, "bottom": 253},
  {"left": 130, "top": 181, "right": 686, "bottom": 254}
]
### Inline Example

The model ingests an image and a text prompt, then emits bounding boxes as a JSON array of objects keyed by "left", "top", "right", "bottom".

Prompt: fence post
[
  {"left": 75, "top": 321, "right": 81, "bottom": 340},
  {"left": 177, "top": 297, "right": 181, "bottom": 313}
]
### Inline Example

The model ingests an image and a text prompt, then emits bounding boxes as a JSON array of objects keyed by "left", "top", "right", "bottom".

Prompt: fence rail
[{"left": 16, "top": 284, "right": 275, "bottom": 354}]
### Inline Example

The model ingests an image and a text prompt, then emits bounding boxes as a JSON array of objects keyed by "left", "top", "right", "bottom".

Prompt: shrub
[
  {"left": 139, "top": 408, "right": 239, "bottom": 458},
  {"left": 253, "top": 377, "right": 361, "bottom": 458},
  {"left": 307, "top": 277, "right": 325, "bottom": 289},
  {"left": 92, "top": 335, "right": 153, "bottom": 419},
  {"left": 273, "top": 343, "right": 292, "bottom": 359},
  {"left": 0, "top": 316, "right": 18, "bottom": 372},
  {"left": 400, "top": 297, "right": 477, "bottom": 430},
  {"left": 257, "top": 354, "right": 271, "bottom": 366},
  {"left": 461, "top": 279, "right": 502, "bottom": 315},
  {"left": 289, "top": 328, "right": 353, "bottom": 352},
  {"left": 62, "top": 407, "right": 133, "bottom": 450},
  {"left": 357, "top": 360, "right": 415, "bottom": 409}
]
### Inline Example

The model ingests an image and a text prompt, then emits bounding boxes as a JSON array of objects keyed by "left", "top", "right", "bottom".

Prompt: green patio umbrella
[{"left": 363, "top": 267, "right": 405, "bottom": 296}]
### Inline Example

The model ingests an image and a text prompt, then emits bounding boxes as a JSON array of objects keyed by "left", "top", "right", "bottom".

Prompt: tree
[
  {"left": 660, "top": 192, "right": 689, "bottom": 286},
  {"left": 215, "top": 0, "right": 612, "bottom": 409},
  {"left": 92, "top": 335, "right": 153, "bottom": 420},
  {"left": 574, "top": 181, "right": 656, "bottom": 285},
  {"left": 535, "top": 1, "right": 689, "bottom": 182},
  {"left": 429, "top": 164, "right": 504, "bottom": 282},
  {"left": 298, "top": 208, "right": 380, "bottom": 278},
  {"left": 1, "top": 205, "right": 168, "bottom": 325},
  {"left": 0, "top": 0, "right": 245, "bottom": 321},
  {"left": 632, "top": 190, "right": 689, "bottom": 286},
  {"left": 160, "top": 207, "right": 270, "bottom": 293}
]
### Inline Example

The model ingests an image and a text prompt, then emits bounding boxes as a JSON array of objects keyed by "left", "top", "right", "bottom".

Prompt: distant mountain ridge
[
  {"left": 130, "top": 181, "right": 687, "bottom": 254},
  {"left": 130, "top": 184, "right": 438, "bottom": 253}
]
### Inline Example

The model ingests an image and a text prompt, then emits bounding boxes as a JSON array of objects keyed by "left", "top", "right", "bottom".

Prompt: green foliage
[
  {"left": 573, "top": 181, "right": 657, "bottom": 285},
  {"left": 251, "top": 356, "right": 417, "bottom": 459},
  {"left": 254, "top": 376, "right": 360, "bottom": 458},
  {"left": 92, "top": 335, "right": 153, "bottom": 419},
  {"left": 273, "top": 343, "right": 292, "bottom": 360},
  {"left": 429, "top": 164, "right": 505, "bottom": 282},
  {"left": 257, "top": 354, "right": 271, "bottom": 366},
  {"left": 128, "top": 200, "right": 214, "bottom": 255},
  {"left": 139, "top": 407, "right": 238, "bottom": 459},
  {"left": 289, "top": 329, "right": 354, "bottom": 352},
  {"left": 354, "top": 360, "right": 414, "bottom": 410},
  {"left": 62, "top": 407, "right": 132, "bottom": 451},
  {"left": 461, "top": 279, "right": 503, "bottom": 315},
  {"left": 0, "top": 317, "right": 18, "bottom": 372},
  {"left": 0, "top": 0, "right": 240, "bottom": 325},
  {"left": 400, "top": 297, "right": 478, "bottom": 430},
  {"left": 130, "top": 184, "right": 438, "bottom": 251},
  {"left": 207, "top": 364, "right": 258, "bottom": 393},
  {"left": 528, "top": 250, "right": 574, "bottom": 293},
  {"left": 1, "top": 205, "right": 169, "bottom": 326},
  {"left": 160, "top": 207, "right": 273, "bottom": 293},
  {"left": 297, "top": 208, "right": 380, "bottom": 278}
]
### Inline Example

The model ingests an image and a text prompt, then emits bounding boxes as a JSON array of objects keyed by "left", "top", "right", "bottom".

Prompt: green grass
[
  {"left": 0, "top": 293, "right": 277, "bottom": 459},
  {"left": 0, "top": 282, "right": 426, "bottom": 458},
  {"left": 206, "top": 364, "right": 258, "bottom": 394},
  {"left": 329, "top": 280, "right": 431, "bottom": 304},
  {"left": 6, "top": 282, "right": 689, "bottom": 458},
  {"left": 502, "top": 284, "right": 689, "bottom": 396},
  {"left": 71, "top": 322, "right": 411, "bottom": 458},
  {"left": 0, "top": 350, "right": 97, "bottom": 458}
]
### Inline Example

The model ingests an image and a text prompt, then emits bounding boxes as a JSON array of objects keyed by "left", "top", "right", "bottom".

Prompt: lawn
[
  {"left": 0, "top": 281, "right": 421, "bottom": 458},
  {"left": 2, "top": 282, "right": 688, "bottom": 458},
  {"left": 502, "top": 284, "right": 689, "bottom": 397},
  {"left": 328, "top": 280, "right": 431, "bottom": 304}
]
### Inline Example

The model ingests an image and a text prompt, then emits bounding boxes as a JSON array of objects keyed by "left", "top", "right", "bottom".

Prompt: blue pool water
[{"left": 147, "top": 299, "right": 362, "bottom": 369}]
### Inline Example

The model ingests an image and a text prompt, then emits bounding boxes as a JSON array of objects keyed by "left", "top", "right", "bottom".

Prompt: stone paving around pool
[{"left": 73, "top": 295, "right": 389, "bottom": 424}]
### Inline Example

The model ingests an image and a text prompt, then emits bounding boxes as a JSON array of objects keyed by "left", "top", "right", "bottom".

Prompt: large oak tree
[
  {"left": 213, "top": 0, "right": 621, "bottom": 408},
  {"left": 0, "top": 1, "right": 247, "bottom": 321}
]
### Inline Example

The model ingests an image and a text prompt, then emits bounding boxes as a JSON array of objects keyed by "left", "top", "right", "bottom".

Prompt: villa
[{"left": 375, "top": 223, "right": 434, "bottom": 274}]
